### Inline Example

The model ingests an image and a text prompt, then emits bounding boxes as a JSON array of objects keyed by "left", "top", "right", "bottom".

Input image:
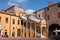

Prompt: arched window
[
  {"left": 42, "top": 27, "right": 47, "bottom": 36},
  {"left": 12, "top": 32, "right": 15, "bottom": 37},
  {"left": 36, "top": 26, "right": 41, "bottom": 33},
  {"left": 31, "top": 23, "right": 35, "bottom": 31},
  {"left": 17, "top": 29, "right": 21, "bottom": 37}
]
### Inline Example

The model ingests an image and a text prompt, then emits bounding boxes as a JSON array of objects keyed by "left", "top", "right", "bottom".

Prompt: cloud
[
  {"left": 25, "top": 9, "right": 35, "bottom": 14},
  {"left": 10, "top": 0, "right": 27, "bottom": 3},
  {"left": 8, "top": 0, "right": 27, "bottom": 6},
  {"left": 8, "top": 2, "right": 17, "bottom": 6}
]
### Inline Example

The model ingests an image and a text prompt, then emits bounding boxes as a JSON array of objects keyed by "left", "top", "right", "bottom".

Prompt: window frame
[
  {"left": 58, "top": 12, "right": 60, "bottom": 18},
  {"left": 6, "top": 18, "right": 8, "bottom": 23},
  {"left": 13, "top": 19, "right": 15, "bottom": 24},
  {"left": 0, "top": 17, "right": 1, "bottom": 22}
]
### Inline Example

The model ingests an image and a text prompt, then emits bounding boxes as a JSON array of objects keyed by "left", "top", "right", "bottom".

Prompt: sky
[{"left": 0, "top": 0, "right": 60, "bottom": 13}]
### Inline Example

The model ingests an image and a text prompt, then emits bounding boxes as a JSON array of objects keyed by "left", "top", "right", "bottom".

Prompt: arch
[
  {"left": 27, "top": 22, "right": 30, "bottom": 29},
  {"left": 17, "top": 29, "right": 21, "bottom": 37},
  {"left": 36, "top": 26, "right": 41, "bottom": 33},
  {"left": 31, "top": 23, "right": 35, "bottom": 31},
  {"left": 48, "top": 24, "right": 60, "bottom": 39},
  {"left": 42, "top": 26, "right": 47, "bottom": 36}
]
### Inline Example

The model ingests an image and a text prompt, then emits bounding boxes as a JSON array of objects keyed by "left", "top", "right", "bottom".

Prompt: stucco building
[{"left": 0, "top": 2, "right": 60, "bottom": 39}]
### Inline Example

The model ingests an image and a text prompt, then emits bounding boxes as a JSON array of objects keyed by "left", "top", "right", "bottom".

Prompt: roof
[
  {"left": 5, "top": 5, "right": 24, "bottom": 11},
  {"left": 29, "top": 16, "right": 40, "bottom": 23},
  {"left": 35, "top": 2, "right": 60, "bottom": 12},
  {"left": 21, "top": 16, "right": 41, "bottom": 23},
  {"left": 21, "top": 16, "right": 28, "bottom": 20},
  {"left": 0, "top": 11, "right": 19, "bottom": 17}
]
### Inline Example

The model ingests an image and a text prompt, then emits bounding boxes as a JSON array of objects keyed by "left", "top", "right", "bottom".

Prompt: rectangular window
[
  {"left": 18, "top": 20, "right": 20, "bottom": 25},
  {"left": 39, "top": 15, "right": 40, "bottom": 17},
  {"left": 12, "top": 32, "right": 15, "bottom": 37},
  {"left": 47, "top": 15, "right": 49, "bottom": 20},
  {"left": 21, "top": 20, "right": 23, "bottom": 26},
  {"left": 0, "top": 30, "right": 1, "bottom": 36},
  {"left": 0, "top": 17, "right": 1, "bottom": 22},
  {"left": 47, "top": 8, "right": 49, "bottom": 11},
  {"left": 58, "top": 12, "right": 60, "bottom": 18},
  {"left": 24, "top": 22, "right": 26, "bottom": 28},
  {"left": 58, "top": 4, "right": 60, "bottom": 7},
  {"left": 13, "top": 19, "right": 15, "bottom": 24},
  {"left": 6, "top": 18, "right": 8, "bottom": 23}
]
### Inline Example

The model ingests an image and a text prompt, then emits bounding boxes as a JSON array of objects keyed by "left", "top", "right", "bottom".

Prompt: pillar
[{"left": 35, "top": 25, "right": 36, "bottom": 38}]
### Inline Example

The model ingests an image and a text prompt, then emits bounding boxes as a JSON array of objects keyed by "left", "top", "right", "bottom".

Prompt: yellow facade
[{"left": 0, "top": 5, "right": 47, "bottom": 38}]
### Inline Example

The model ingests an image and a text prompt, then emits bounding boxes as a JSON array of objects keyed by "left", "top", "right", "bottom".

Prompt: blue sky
[{"left": 0, "top": 0, "right": 60, "bottom": 12}]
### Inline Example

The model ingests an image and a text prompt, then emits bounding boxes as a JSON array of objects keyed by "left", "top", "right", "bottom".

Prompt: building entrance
[{"left": 48, "top": 24, "right": 60, "bottom": 40}]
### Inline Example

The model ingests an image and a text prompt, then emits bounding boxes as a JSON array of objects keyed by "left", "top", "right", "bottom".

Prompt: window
[
  {"left": 29, "top": 32, "right": 30, "bottom": 37},
  {"left": 17, "top": 29, "right": 21, "bottom": 37},
  {"left": 13, "top": 19, "right": 15, "bottom": 24},
  {"left": 58, "top": 12, "right": 60, "bottom": 18},
  {"left": 21, "top": 20, "right": 23, "bottom": 26},
  {"left": 0, "top": 30, "right": 1, "bottom": 36},
  {"left": 6, "top": 18, "right": 8, "bottom": 23},
  {"left": 36, "top": 26, "right": 41, "bottom": 33},
  {"left": 0, "top": 17, "right": 1, "bottom": 22},
  {"left": 47, "top": 15, "right": 50, "bottom": 20},
  {"left": 47, "top": 8, "right": 49, "bottom": 11},
  {"left": 58, "top": 4, "right": 60, "bottom": 7},
  {"left": 12, "top": 32, "right": 15, "bottom": 37},
  {"left": 39, "top": 14, "right": 40, "bottom": 17},
  {"left": 24, "top": 33, "right": 26, "bottom": 37},
  {"left": 24, "top": 22, "right": 26, "bottom": 28},
  {"left": 27, "top": 22, "right": 30, "bottom": 29},
  {"left": 18, "top": 20, "right": 20, "bottom": 25},
  {"left": 35, "top": 12, "right": 37, "bottom": 14},
  {"left": 5, "top": 32, "right": 7, "bottom": 35}
]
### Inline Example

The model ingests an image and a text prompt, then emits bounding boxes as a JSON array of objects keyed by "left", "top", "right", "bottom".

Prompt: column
[
  {"left": 41, "top": 27, "right": 42, "bottom": 38},
  {"left": 30, "top": 23, "right": 31, "bottom": 37},
  {"left": 35, "top": 25, "right": 36, "bottom": 38},
  {"left": 22, "top": 21, "right": 24, "bottom": 37}
]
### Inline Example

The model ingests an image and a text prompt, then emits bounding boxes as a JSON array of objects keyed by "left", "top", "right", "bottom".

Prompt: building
[
  {"left": 34, "top": 2, "right": 60, "bottom": 39},
  {"left": 0, "top": 2, "right": 60, "bottom": 39}
]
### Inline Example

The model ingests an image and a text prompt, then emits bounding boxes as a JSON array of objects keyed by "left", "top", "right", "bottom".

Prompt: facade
[
  {"left": 0, "top": 2, "right": 60, "bottom": 39},
  {"left": 34, "top": 2, "right": 60, "bottom": 39}
]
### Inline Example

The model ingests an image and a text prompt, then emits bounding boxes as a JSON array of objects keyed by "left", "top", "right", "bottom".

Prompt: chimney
[{"left": 48, "top": 2, "right": 54, "bottom": 6}]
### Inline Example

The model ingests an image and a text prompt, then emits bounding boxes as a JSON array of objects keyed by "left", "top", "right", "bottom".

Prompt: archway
[
  {"left": 48, "top": 24, "right": 60, "bottom": 40},
  {"left": 42, "top": 27, "right": 47, "bottom": 36},
  {"left": 31, "top": 23, "right": 35, "bottom": 31},
  {"left": 27, "top": 22, "right": 30, "bottom": 29}
]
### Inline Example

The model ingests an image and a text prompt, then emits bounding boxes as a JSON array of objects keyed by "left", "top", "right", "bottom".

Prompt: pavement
[{"left": 0, "top": 37, "right": 50, "bottom": 40}]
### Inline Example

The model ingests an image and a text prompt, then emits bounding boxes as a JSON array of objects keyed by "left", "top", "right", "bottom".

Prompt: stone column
[
  {"left": 41, "top": 27, "right": 42, "bottom": 38},
  {"left": 35, "top": 25, "right": 36, "bottom": 38},
  {"left": 22, "top": 21, "right": 24, "bottom": 37},
  {"left": 30, "top": 23, "right": 31, "bottom": 38}
]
